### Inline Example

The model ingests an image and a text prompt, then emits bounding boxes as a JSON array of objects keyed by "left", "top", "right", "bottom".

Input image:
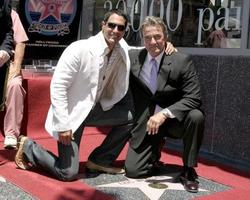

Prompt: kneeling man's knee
[
  {"left": 125, "top": 165, "right": 142, "bottom": 178},
  {"left": 59, "top": 168, "right": 78, "bottom": 182},
  {"left": 186, "top": 109, "right": 204, "bottom": 125},
  {"left": 125, "top": 162, "right": 153, "bottom": 178}
]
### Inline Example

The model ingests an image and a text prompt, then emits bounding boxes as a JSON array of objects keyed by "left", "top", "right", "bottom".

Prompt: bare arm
[{"left": 8, "top": 42, "right": 26, "bottom": 80}]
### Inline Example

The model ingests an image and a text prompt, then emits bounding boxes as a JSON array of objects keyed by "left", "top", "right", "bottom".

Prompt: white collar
[{"left": 147, "top": 51, "right": 164, "bottom": 65}]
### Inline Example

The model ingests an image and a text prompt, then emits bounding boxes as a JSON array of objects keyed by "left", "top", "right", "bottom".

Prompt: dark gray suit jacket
[{"left": 129, "top": 48, "right": 202, "bottom": 149}]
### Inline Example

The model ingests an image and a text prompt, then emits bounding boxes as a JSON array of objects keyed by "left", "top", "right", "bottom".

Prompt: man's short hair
[
  {"left": 140, "top": 16, "right": 168, "bottom": 39},
  {"left": 103, "top": 9, "right": 129, "bottom": 28}
]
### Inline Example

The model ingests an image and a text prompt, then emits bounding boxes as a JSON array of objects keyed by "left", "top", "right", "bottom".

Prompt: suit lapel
[
  {"left": 130, "top": 49, "right": 172, "bottom": 94},
  {"left": 130, "top": 49, "right": 147, "bottom": 77},
  {"left": 130, "top": 49, "right": 152, "bottom": 95},
  {"left": 157, "top": 54, "right": 171, "bottom": 91},
  {"left": 137, "top": 49, "right": 153, "bottom": 94}
]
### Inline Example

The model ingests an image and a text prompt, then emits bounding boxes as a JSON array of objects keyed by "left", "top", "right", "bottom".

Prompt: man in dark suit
[
  {"left": 125, "top": 16, "right": 204, "bottom": 193},
  {"left": 0, "top": 0, "right": 13, "bottom": 111}
]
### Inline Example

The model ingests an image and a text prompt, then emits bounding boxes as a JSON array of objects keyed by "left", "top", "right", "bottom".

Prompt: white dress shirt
[
  {"left": 45, "top": 32, "right": 131, "bottom": 139},
  {"left": 95, "top": 44, "right": 123, "bottom": 105}
]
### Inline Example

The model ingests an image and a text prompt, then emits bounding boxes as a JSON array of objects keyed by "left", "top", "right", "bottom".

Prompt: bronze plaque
[{"left": 148, "top": 182, "right": 168, "bottom": 189}]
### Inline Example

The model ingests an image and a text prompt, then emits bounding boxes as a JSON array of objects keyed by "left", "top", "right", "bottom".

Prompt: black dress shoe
[{"left": 179, "top": 167, "right": 199, "bottom": 193}]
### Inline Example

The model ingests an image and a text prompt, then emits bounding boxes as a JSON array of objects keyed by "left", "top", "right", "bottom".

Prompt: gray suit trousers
[{"left": 125, "top": 109, "right": 204, "bottom": 178}]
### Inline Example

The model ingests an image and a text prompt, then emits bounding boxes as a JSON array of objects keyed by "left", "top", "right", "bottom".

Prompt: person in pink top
[{"left": 3, "top": 9, "right": 29, "bottom": 149}]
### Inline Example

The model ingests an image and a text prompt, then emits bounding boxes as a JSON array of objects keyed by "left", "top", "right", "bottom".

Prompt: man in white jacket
[
  {"left": 15, "top": 9, "right": 134, "bottom": 181},
  {"left": 15, "top": 9, "right": 175, "bottom": 181}
]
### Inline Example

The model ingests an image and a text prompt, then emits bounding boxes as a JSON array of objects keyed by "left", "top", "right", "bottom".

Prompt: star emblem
[
  {"left": 39, "top": 1, "right": 63, "bottom": 23},
  {"left": 97, "top": 174, "right": 208, "bottom": 200}
]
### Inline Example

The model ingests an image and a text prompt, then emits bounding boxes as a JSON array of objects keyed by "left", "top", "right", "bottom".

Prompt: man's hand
[
  {"left": 58, "top": 130, "right": 74, "bottom": 145},
  {"left": 0, "top": 50, "right": 10, "bottom": 67},
  {"left": 165, "top": 42, "right": 177, "bottom": 55},
  {"left": 147, "top": 112, "right": 167, "bottom": 135}
]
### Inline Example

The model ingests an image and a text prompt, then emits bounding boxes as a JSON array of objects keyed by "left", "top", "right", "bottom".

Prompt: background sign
[{"left": 19, "top": 0, "right": 82, "bottom": 60}]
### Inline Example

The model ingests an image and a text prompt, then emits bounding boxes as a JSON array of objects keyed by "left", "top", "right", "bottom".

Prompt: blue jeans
[{"left": 23, "top": 91, "right": 134, "bottom": 181}]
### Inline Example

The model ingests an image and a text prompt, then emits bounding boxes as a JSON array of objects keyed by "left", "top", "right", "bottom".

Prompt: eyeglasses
[{"left": 107, "top": 22, "right": 126, "bottom": 32}]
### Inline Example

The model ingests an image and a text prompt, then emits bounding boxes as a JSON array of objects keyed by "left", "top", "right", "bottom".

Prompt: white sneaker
[{"left": 4, "top": 135, "right": 17, "bottom": 149}]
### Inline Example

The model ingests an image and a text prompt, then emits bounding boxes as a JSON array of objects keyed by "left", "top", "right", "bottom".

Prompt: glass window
[
  {"left": 166, "top": 0, "right": 243, "bottom": 49},
  {"left": 92, "top": 0, "right": 244, "bottom": 48}
]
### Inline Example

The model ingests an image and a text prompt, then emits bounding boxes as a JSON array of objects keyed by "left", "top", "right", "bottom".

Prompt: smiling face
[
  {"left": 142, "top": 24, "right": 166, "bottom": 58},
  {"left": 102, "top": 13, "right": 126, "bottom": 50}
]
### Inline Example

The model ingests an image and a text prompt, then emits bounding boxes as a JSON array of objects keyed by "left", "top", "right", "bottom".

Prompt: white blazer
[{"left": 45, "top": 32, "right": 131, "bottom": 139}]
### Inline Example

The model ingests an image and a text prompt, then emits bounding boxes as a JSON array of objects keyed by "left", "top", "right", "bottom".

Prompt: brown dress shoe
[
  {"left": 15, "top": 136, "right": 32, "bottom": 170},
  {"left": 179, "top": 167, "right": 199, "bottom": 193},
  {"left": 85, "top": 160, "right": 125, "bottom": 174}
]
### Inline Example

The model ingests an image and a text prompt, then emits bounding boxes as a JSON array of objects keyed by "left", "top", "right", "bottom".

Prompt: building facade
[
  {"left": 13, "top": 0, "right": 250, "bottom": 171},
  {"left": 82, "top": 0, "right": 250, "bottom": 172}
]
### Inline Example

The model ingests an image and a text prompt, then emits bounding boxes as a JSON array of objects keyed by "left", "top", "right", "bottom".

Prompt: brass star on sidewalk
[{"left": 97, "top": 174, "right": 208, "bottom": 200}]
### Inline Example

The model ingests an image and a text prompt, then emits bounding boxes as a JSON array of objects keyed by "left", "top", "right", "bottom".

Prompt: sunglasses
[{"left": 107, "top": 22, "right": 126, "bottom": 32}]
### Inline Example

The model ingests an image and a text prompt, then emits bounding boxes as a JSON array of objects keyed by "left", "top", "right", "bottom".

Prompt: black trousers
[
  {"left": 125, "top": 109, "right": 204, "bottom": 178},
  {"left": 0, "top": 64, "right": 8, "bottom": 111}
]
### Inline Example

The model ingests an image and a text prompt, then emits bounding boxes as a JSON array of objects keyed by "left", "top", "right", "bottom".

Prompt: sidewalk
[{"left": 1, "top": 129, "right": 250, "bottom": 200}]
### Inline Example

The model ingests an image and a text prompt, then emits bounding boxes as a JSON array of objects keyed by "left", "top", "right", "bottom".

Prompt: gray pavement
[
  {"left": 0, "top": 164, "right": 230, "bottom": 200},
  {"left": 0, "top": 176, "right": 35, "bottom": 200}
]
